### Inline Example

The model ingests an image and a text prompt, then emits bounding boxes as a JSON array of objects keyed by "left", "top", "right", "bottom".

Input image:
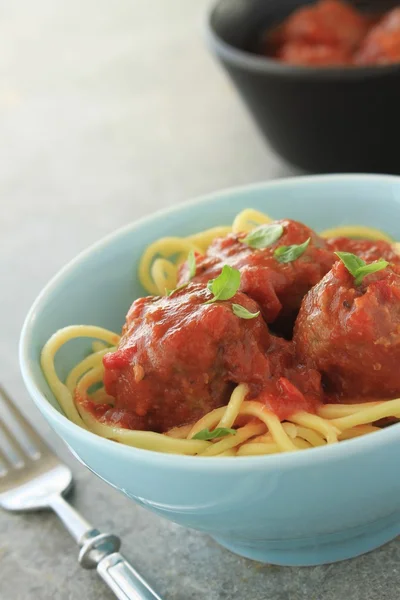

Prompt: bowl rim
[
  {"left": 19, "top": 173, "right": 400, "bottom": 471},
  {"left": 204, "top": 0, "right": 400, "bottom": 79}
]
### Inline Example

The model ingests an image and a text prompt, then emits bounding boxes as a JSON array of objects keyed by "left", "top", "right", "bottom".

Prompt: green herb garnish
[
  {"left": 335, "top": 251, "right": 364, "bottom": 274},
  {"left": 274, "top": 238, "right": 310, "bottom": 263},
  {"left": 242, "top": 223, "right": 284, "bottom": 249},
  {"left": 232, "top": 304, "right": 260, "bottom": 319},
  {"left": 166, "top": 249, "right": 196, "bottom": 296},
  {"left": 335, "top": 251, "right": 389, "bottom": 285},
  {"left": 166, "top": 285, "right": 185, "bottom": 296},
  {"left": 192, "top": 427, "right": 237, "bottom": 440},
  {"left": 205, "top": 265, "right": 241, "bottom": 304}
]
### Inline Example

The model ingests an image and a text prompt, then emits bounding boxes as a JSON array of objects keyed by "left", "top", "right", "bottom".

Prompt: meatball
[
  {"left": 280, "top": 0, "right": 369, "bottom": 52},
  {"left": 277, "top": 41, "right": 351, "bottom": 66},
  {"left": 326, "top": 237, "right": 400, "bottom": 265},
  {"left": 102, "top": 284, "right": 273, "bottom": 432},
  {"left": 293, "top": 260, "right": 400, "bottom": 398},
  {"left": 355, "top": 7, "right": 400, "bottom": 65},
  {"left": 179, "top": 220, "right": 335, "bottom": 329}
]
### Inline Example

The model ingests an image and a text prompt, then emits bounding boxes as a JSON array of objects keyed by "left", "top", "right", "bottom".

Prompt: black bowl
[{"left": 206, "top": 0, "right": 400, "bottom": 174}]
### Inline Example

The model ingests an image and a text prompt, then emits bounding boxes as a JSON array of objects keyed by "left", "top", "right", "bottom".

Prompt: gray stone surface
[{"left": 0, "top": 1, "right": 399, "bottom": 598}]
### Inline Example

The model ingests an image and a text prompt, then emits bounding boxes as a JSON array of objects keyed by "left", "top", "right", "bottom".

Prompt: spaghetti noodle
[{"left": 41, "top": 210, "right": 400, "bottom": 456}]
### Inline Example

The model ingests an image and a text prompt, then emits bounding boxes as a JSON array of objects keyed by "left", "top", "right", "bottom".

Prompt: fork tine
[
  {"left": 0, "top": 384, "right": 48, "bottom": 457},
  {"left": 0, "top": 444, "right": 13, "bottom": 472},
  {"left": 0, "top": 420, "right": 27, "bottom": 467}
]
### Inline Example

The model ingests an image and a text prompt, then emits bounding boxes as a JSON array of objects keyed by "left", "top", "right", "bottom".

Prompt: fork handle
[
  {"left": 48, "top": 494, "right": 163, "bottom": 600},
  {"left": 48, "top": 493, "right": 92, "bottom": 543},
  {"left": 97, "top": 552, "right": 163, "bottom": 600}
]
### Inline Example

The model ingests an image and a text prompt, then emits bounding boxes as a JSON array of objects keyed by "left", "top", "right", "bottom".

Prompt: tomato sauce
[
  {"left": 326, "top": 237, "right": 400, "bottom": 265},
  {"left": 78, "top": 222, "right": 400, "bottom": 434},
  {"left": 355, "top": 8, "right": 400, "bottom": 65},
  {"left": 100, "top": 282, "right": 323, "bottom": 432},
  {"left": 262, "top": 1, "right": 400, "bottom": 67},
  {"left": 294, "top": 260, "right": 400, "bottom": 398},
  {"left": 179, "top": 219, "right": 335, "bottom": 327},
  {"left": 102, "top": 285, "right": 271, "bottom": 432}
]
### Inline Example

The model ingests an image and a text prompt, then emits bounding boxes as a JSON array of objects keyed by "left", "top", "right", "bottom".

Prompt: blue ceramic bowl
[{"left": 20, "top": 174, "right": 400, "bottom": 566}]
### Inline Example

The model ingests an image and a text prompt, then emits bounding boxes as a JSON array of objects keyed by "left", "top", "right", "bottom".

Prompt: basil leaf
[
  {"left": 166, "top": 250, "right": 197, "bottom": 296},
  {"left": 232, "top": 303, "right": 260, "bottom": 319},
  {"left": 335, "top": 251, "right": 389, "bottom": 285},
  {"left": 166, "top": 283, "right": 187, "bottom": 297},
  {"left": 187, "top": 249, "right": 196, "bottom": 280},
  {"left": 354, "top": 260, "right": 389, "bottom": 285},
  {"left": 205, "top": 265, "right": 241, "bottom": 304},
  {"left": 335, "top": 251, "right": 365, "bottom": 276},
  {"left": 192, "top": 427, "right": 237, "bottom": 440},
  {"left": 274, "top": 238, "right": 310, "bottom": 263},
  {"left": 242, "top": 223, "right": 284, "bottom": 249}
]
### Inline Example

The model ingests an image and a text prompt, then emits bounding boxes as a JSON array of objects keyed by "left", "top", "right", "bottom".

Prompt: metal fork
[{"left": 0, "top": 385, "right": 162, "bottom": 600}]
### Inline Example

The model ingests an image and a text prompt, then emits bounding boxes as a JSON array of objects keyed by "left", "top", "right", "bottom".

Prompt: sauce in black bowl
[
  {"left": 259, "top": 1, "right": 400, "bottom": 67},
  {"left": 206, "top": 0, "right": 400, "bottom": 174}
]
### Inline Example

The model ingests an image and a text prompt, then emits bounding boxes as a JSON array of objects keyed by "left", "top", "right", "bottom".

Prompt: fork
[{"left": 0, "top": 385, "right": 163, "bottom": 600}]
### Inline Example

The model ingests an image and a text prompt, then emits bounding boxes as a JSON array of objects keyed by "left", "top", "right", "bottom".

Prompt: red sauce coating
[
  {"left": 257, "top": 366, "right": 322, "bottom": 421},
  {"left": 277, "top": 42, "right": 352, "bottom": 66},
  {"left": 279, "top": 0, "right": 367, "bottom": 50},
  {"left": 326, "top": 237, "right": 400, "bottom": 265},
  {"left": 294, "top": 261, "right": 400, "bottom": 398},
  {"left": 355, "top": 8, "right": 400, "bottom": 65},
  {"left": 77, "top": 222, "right": 400, "bottom": 434},
  {"left": 262, "top": 0, "right": 400, "bottom": 67},
  {"left": 98, "top": 283, "right": 321, "bottom": 432},
  {"left": 179, "top": 219, "right": 335, "bottom": 327}
]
